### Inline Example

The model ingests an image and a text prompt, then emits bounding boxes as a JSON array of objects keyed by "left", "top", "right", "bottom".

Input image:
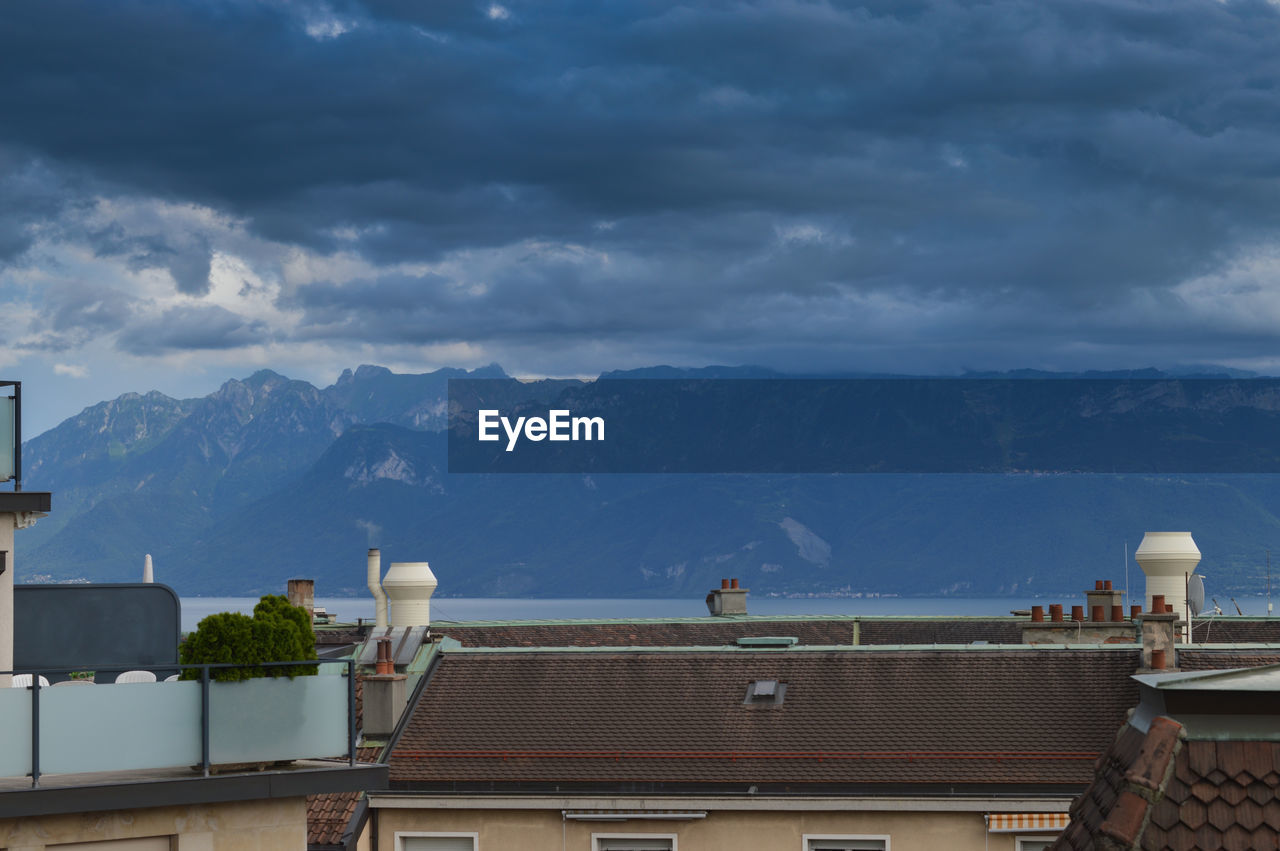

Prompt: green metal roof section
[
  {"left": 1135, "top": 663, "right": 1280, "bottom": 691},
  {"left": 430, "top": 613, "right": 1022, "bottom": 628}
]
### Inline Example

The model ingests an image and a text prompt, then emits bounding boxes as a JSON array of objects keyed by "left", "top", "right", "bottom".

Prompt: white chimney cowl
[
  {"left": 382, "top": 561, "right": 437, "bottom": 628},
  {"left": 1135, "top": 531, "right": 1201, "bottom": 640}
]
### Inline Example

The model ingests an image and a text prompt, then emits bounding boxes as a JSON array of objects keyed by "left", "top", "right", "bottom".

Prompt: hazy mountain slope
[
  {"left": 19, "top": 390, "right": 199, "bottom": 550},
  {"left": 18, "top": 366, "right": 1280, "bottom": 602},
  {"left": 160, "top": 423, "right": 1280, "bottom": 601}
]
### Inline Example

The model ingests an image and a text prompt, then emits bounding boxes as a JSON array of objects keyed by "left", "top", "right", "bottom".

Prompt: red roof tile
[{"left": 306, "top": 746, "right": 381, "bottom": 849}]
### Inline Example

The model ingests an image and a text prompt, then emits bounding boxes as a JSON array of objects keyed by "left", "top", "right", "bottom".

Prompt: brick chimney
[{"left": 1136, "top": 594, "right": 1180, "bottom": 672}]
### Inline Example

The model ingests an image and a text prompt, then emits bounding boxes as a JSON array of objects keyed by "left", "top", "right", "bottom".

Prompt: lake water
[{"left": 179, "top": 595, "right": 1056, "bottom": 632}]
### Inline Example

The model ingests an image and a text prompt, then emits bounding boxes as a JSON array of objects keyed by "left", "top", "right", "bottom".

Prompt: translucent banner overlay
[{"left": 447, "top": 377, "right": 1280, "bottom": 474}]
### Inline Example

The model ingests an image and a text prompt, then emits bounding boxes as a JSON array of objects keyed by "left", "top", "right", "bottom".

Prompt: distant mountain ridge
[{"left": 15, "top": 365, "right": 1280, "bottom": 603}]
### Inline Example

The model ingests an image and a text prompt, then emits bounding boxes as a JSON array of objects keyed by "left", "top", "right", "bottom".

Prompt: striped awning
[{"left": 986, "top": 813, "right": 1070, "bottom": 833}]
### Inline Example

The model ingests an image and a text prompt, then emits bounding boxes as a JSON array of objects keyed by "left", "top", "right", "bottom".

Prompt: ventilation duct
[
  {"left": 368, "top": 548, "right": 388, "bottom": 629},
  {"left": 1135, "top": 531, "right": 1200, "bottom": 641},
  {"left": 382, "top": 561, "right": 437, "bottom": 628}
]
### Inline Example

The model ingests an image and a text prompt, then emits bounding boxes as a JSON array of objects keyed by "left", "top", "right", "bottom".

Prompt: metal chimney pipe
[
  {"left": 143, "top": 553, "right": 154, "bottom": 584},
  {"left": 368, "top": 548, "right": 388, "bottom": 629}
]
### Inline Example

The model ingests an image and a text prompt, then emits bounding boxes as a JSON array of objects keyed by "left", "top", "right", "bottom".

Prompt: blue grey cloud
[{"left": 3, "top": 0, "right": 1280, "bottom": 375}]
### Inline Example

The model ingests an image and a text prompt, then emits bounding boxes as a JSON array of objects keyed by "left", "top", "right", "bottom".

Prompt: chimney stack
[
  {"left": 287, "top": 578, "right": 315, "bottom": 618},
  {"left": 1022, "top": 579, "right": 1139, "bottom": 645},
  {"left": 706, "top": 578, "right": 749, "bottom": 616},
  {"left": 143, "top": 553, "right": 154, "bottom": 583},
  {"left": 1136, "top": 605, "right": 1180, "bottom": 672},
  {"left": 364, "top": 635, "right": 408, "bottom": 737}
]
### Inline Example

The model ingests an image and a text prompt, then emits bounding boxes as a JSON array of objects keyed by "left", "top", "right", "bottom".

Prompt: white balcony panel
[
  {"left": 40, "top": 681, "right": 201, "bottom": 774},
  {"left": 209, "top": 674, "right": 347, "bottom": 764},
  {"left": 0, "top": 687, "right": 31, "bottom": 776}
]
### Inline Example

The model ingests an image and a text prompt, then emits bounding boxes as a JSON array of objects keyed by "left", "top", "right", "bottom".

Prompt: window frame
[
  {"left": 394, "top": 831, "right": 480, "bottom": 851},
  {"left": 802, "top": 834, "right": 891, "bottom": 851},
  {"left": 1015, "top": 836, "right": 1057, "bottom": 851},
  {"left": 591, "top": 832, "right": 678, "bottom": 851}
]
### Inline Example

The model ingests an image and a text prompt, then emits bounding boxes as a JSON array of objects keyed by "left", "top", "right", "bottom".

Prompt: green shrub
[{"left": 180, "top": 595, "right": 317, "bottom": 682}]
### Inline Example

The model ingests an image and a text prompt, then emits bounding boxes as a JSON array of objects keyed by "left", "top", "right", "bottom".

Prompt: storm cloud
[{"left": 5, "top": 0, "right": 1280, "bottom": 428}]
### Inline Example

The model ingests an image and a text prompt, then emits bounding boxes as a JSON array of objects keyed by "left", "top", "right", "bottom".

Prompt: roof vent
[
  {"left": 736, "top": 636, "right": 799, "bottom": 647},
  {"left": 744, "top": 679, "right": 786, "bottom": 705}
]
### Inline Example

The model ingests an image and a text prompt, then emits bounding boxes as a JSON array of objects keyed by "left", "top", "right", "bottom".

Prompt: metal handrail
[{"left": 2, "top": 658, "right": 357, "bottom": 788}]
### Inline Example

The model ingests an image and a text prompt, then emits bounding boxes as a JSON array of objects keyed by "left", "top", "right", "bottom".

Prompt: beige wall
[
  {"left": 375, "top": 806, "right": 1045, "bottom": 851},
  {"left": 0, "top": 797, "right": 307, "bottom": 851}
]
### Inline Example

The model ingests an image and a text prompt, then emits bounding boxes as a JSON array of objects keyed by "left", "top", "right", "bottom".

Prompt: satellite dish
[{"left": 1188, "top": 574, "right": 1205, "bottom": 616}]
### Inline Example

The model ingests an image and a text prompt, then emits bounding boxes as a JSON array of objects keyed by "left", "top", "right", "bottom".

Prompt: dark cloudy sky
[{"left": 4, "top": 0, "right": 1280, "bottom": 434}]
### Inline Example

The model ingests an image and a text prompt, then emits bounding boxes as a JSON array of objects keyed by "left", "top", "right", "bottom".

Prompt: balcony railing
[{"left": 0, "top": 660, "right": 357, "bottom": 787}]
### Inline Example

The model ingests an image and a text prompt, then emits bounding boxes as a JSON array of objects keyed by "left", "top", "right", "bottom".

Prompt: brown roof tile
[
  {"left": 391, "top": 647, "right": 1138, "bottom": 790},
  {"left": 1188, "top": 620, "right": 1280, "bottom": 643}
]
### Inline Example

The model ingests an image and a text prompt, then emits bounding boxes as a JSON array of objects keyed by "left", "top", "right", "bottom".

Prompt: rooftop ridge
[{"left": 439, "top": 642, "right": 1148, "bottom": 655}]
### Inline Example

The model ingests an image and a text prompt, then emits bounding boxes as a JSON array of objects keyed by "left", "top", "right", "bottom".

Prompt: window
[
  {"left": 743, "top": 679, "right": 788, "bottom": 705},
  {"left": 1016, "top": 839, "right": 1055, "bottom": 851},
  {"left": 593, "top": 835, "right": 676, "bottom": 850},
  {"left": 804, "top": 836, "right": 889, "bottom": 851},
  {"left": 398, "top": 834, "right": 477, "bottom": 851}
]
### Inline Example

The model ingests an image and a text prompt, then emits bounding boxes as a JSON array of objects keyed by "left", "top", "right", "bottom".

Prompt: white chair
[
  {"left": 11, "top": 674, "right": 50, "bottom": 688},
  {"left": 163, "top": 674, "right": 180, "bottom": 682},
  {"left": 115, "top": 670, "right": 157, "bottom": 684}
]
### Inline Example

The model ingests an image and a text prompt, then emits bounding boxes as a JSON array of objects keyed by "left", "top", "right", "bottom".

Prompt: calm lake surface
[{"left": 179, "top": 595, "right": 1060, "bottom": 632}]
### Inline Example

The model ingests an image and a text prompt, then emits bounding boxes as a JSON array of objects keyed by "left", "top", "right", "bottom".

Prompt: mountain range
[{"left": 15, "top": 365, "right": 1280, "bottom": 604}]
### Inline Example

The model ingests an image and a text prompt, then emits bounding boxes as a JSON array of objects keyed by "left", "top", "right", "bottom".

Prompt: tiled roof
[
  {"left": 390, "top": 647, "right": 1139, "bottom": 791},
  {"left": 859, "top": 619, "right": 1022, "bottom": 644},
  {"left": 307, "top": 746, "right": 381, "bottom": 849},
  {"left": 1054, "top": 719, "right": 1280, "bottom": 851},
  {"left": 1188, "top": 620, "right": 1280, "bottom": 643},
  {"left": 1178, "top": 650, "right": 1280, "bottom": 671},
  {"left": 433, "top": 617, "right": 1021, "bottom": 648}
]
